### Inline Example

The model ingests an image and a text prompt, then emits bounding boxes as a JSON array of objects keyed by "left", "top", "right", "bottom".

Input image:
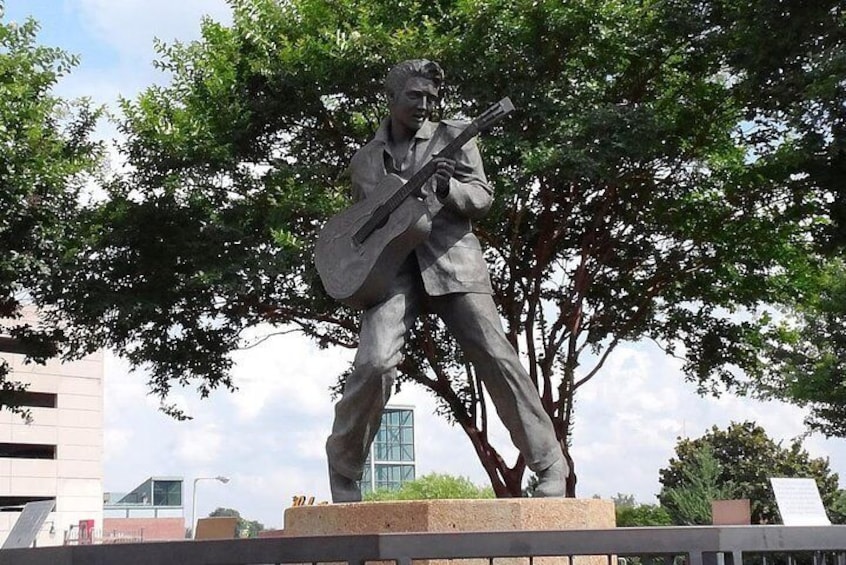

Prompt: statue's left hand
[{"left": 433, "top": 157, "right": 456, "bottom": 198}]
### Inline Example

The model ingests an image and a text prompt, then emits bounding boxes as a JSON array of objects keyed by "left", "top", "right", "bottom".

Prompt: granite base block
[{"left": 284, "top": 498, "right": 615, "bottom": 565}]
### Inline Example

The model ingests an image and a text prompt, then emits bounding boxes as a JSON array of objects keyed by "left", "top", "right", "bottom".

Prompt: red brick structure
[
  {"left": 257, "top": 529, "right": 285, "bottom": 538},
  {"left": 102, "top": 517, "right": 185, "bottom": 541}
]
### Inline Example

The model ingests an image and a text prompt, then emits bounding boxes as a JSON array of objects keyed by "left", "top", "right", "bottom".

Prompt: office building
[
  {"left": 360, "top": 406, "right": 416, "bottom": 494},
  {"left": 0, "top": 319, "right": 104, "bottom": 547}
]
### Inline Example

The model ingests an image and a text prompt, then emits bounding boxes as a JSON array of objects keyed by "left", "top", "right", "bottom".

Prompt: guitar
[{"left": 315, "top": 98, "right": 515, "bottom": 309}]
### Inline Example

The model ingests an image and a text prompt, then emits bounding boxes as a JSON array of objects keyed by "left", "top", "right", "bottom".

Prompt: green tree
[
  {"left": 364, "top": 473, "right": 494, "bottom": 501},
  {"left": 659, "top": 422, "right": 842, "bottom": 524},
  {"left": 613, "top": 493, "right": 672, "bottom": 527},
  {"left": 0, "top": 2, "right": 102, "bottom": 416},
  {"left": 616, "top": 504, "right": 673, "bottom": 528},
  {"left": 698, "top": 1, "right": 846, "bottom": 436},
  {"left": 611, "top": 493, "right": 636, "bottom": 508},
  {"left": 755, "top": 260, "right": 846, "bottom": 437},
  {"left": 830, "top": 489, "right": 846, "bottom": 524},
  {"left": 660, "top": 446, "right": 733, "bottom": 525},
  {"left": 31, "top": 0, "right": 843, "bottom": 497},
  {"left": 208, "top": 507, "right": 265, "bottom": 538},
  {"left": 615, "top": 504, "right": 673, "bottom": 528}
]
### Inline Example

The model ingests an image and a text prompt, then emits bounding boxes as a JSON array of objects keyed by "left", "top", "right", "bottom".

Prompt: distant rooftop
[{"left": 104, "top": 477, "right": 184, "bottom": 508}]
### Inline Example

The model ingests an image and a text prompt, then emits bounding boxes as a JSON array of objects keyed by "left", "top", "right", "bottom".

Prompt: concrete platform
[{"left": 284, "top": 498, "right": 615, "bottom": 565}]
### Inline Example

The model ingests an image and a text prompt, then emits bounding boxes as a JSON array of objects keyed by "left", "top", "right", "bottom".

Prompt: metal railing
[
  {"left": 1, "top": 526, "right": 845, "bottom": 565},
  {"left": 64, "top": 527, "right": 145, "bottom": 545}
]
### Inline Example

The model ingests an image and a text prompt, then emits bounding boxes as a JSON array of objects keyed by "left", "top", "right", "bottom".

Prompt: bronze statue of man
[{"left": 325, "top": 59, "right": 567, "bottom": 502}]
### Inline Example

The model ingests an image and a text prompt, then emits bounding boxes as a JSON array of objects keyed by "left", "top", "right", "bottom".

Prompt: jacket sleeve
[
  {"left": 348, "top": 150, "right": 368, "bottom": 203},
  {"left": 436, "top": 136, "right": 493, "bottom": 220}
]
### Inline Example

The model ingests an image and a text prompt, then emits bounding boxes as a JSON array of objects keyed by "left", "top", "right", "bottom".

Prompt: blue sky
[{"left": 3, "top": 0, "right": 845, "bottom": 530}]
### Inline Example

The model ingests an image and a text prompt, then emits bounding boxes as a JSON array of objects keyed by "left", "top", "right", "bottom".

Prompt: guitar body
[{"left": 315, "top": 174, "right": 432, "bottom": 309}]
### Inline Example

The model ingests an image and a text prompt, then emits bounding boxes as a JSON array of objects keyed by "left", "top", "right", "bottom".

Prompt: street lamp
[{"left": 191, "top": 475, "right": 230, "bottom": 539}]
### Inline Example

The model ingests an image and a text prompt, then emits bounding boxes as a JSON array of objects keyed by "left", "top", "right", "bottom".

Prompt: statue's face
[{"left": 389, "top": 76, "right": 439, "bottom": 135}]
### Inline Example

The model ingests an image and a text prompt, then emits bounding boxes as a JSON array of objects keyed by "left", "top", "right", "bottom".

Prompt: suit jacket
[{"left": 349, "top": 118, "right": 494, "bottom": 296}]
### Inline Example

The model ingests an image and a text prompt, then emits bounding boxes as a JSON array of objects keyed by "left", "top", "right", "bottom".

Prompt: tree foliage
[
  {"left": 24, "top": 0, "right": 846, "bottom": 495},
  {"left": 613, "top": 494, "right": 673, "bottom": 527},
  {"left": 0, "top": 2, "right": 102, "bottom": 416},
  {"left": 364, "top": 473, "right": 494, "bottom": 501},
  {"left": 658, "top": 422, "right": 843, "bottom": 524},
  {"left": 755, "top": 260, "right": 846, "bottom": 436},
  {"left": 715, "top": 0, "right": 846, "bottom": 436},
  {"left": 660, "top": 445, "right": 733, "bottom": 525}
]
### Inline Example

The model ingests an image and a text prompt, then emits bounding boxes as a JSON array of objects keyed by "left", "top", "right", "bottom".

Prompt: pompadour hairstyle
[{"left": 384, "top": 59, "right": 444, "bottom": 101}]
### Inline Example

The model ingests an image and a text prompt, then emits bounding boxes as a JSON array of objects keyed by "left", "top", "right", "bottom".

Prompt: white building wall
[{"left": 0, "top": 332, "right": 104, "bottom": 547}]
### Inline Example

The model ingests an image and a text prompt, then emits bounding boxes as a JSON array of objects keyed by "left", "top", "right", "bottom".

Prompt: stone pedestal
[{"left": 284, "top": 498, "right": 615, "bottom": 565}]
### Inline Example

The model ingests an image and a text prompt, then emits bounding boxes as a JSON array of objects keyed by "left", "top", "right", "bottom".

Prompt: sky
[{"left": 3, "top": 0, "right": 845, "bottom": 530}]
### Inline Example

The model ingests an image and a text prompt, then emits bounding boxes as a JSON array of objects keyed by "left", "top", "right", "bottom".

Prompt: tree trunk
[{"left": 563, "top": 443, "right": 577, "bottom": 497}]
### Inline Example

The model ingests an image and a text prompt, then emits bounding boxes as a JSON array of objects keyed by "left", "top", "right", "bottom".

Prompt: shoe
[
  {"left": 534, "top": 458, "right": 567, "bottom": 497},
  {"left": 329, "top": 467, "right": 362, "bottom": 503}
]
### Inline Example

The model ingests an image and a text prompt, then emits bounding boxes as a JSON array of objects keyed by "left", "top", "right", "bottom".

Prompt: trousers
[{"left": 325, "top": 265, "right": 561, "bottom": 481}]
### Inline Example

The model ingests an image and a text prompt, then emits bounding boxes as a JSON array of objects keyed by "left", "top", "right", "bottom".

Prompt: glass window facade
[
  {"left": 360, "top": 408, "right": 415, "bottom": 495},
  {"left": 152, "top": 480, "right": 182, "bottom": 507},
  {"left": 107, "top": 477, "right": 184, "bottom": 517},
  {"left": 117, "top": 478, "right": 152, "bottom": 504}
]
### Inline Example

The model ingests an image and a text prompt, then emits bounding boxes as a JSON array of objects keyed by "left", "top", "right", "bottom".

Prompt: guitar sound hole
[{"left": 374, "top": 215, "right": 388, "bottom": 230}]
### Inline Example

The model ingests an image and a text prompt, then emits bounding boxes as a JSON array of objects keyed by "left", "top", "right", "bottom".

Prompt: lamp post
[{"left": 191, "top": 475, "right": 230, "bottom": 539}]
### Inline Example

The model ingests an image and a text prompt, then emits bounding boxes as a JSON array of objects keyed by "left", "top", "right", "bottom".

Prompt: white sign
[{"left": 769, "top": 477, "right": 831, "bottom": 526}]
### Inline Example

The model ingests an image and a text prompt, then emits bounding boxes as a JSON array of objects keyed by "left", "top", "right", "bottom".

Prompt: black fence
[{"left": 1, "top": 526, "right": 845, "bottom": 565}]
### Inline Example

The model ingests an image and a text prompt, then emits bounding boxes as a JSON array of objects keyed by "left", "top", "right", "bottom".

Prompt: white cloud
[
  {"left": 175, "top": 423, "right": 224, "bottom": 464},
  {"left": 39, "top": 1, "right": 233, "bottom": 148},
  {"left": 103, "top": 354, "right": 162, "bottom": 416},
  {"left": 76, "top": 0, "right": 231, "bottom": 63},
  {"left": 103, "top": 427, "right": 133, "bottom": 462},
  {"left": 228, "top": 329, "right": 354, "bottom": 421},
  {"left": 292, "top": 427, "right": 333, "bottom": 462}
]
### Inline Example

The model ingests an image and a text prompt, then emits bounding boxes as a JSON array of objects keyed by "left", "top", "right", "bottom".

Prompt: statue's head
[
  {"left": 384, "top": 59, "right": 444, "bottom": 103},
  {"left": 384, "top": 60, "right": 444, "bottom": 135}
]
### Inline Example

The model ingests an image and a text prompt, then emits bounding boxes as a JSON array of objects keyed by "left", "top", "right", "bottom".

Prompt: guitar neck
[
  {"left": 353, "top": 98, "right": 513, "bottom": 245},
  {"left": 384, "top": 122, "right": 482, "bottom": 212}
]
